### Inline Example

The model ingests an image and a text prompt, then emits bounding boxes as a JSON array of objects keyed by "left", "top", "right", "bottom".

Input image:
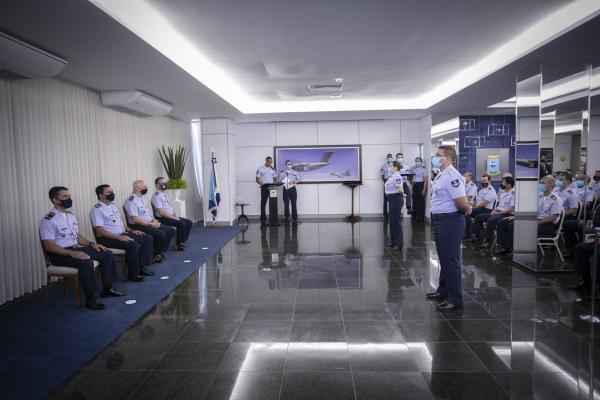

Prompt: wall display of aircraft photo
[{"left": 274, "top": 145, "right": 362, "bottom": 183}]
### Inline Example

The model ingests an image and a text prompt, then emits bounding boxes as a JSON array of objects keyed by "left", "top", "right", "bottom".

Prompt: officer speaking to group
[{"left": 425, "top": 146, "right": 471, "bottom": 311}]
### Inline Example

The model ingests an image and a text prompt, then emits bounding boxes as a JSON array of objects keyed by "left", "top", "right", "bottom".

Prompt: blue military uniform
[
  {"left": 256, "top": 164, "right": 278, "bottom": 222},
  {"left": 124, "top": 193, "right": 175, "bottom": 257},
  {"left": 399, "top": 164, "right": 413, "bottom": 212},
  {"left": 481, "top": 189, "right": 515, "bottom": 243},
  {"left": 90, "top": 201, "right": 153, "bottom": 278},
  {"left": 152, "top": 191, "right": 193, "bottom": 245},
  {"left": 410, "top": 164, "right": 428, "bottom": 221},
  {"left": 380, "top": 161, "right": 392, "bottom": 218},
  {"left": 385, "top": 171, "right": 404, "bottom": 250},
  {"left": 555, "top": 187, "right": 579, "bottom": 220},
  {"left": 39, "top": 208, "right": 116, "bottom": 300},
  {"left": 430, "top": 165, "right": 467, "bottom": 306},
  {"left": 279, "top": 168, "right": 301, "bottom": 220},
  {"left": 466, "top": 185, "right": 497, "bottom": 239},
  {"left": 537, "top": 192, "right": 563, "bottom": 236}
]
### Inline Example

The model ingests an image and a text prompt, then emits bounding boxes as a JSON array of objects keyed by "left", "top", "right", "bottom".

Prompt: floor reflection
[{"left": 51, "top": 220, "right": 600, "bottom": 400}]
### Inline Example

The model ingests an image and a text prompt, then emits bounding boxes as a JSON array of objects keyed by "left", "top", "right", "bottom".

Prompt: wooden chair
[
  {"left": 90, "top": 219, "right": 128, "bottom": 281},
  {"left": 40, "top": 238, "right": 100, "bottom": 307},
  {"left": 537, "top": 210, "right": 566, "bottom": 262}
]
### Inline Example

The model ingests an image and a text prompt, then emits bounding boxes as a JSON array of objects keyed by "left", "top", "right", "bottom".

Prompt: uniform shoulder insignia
[
  {"left": 567, "top": 189, "right": 574, "bottom": 194},
  {"left": 66, "top": 211, "right": 73, "bottom": 214},
  {"left": 451, "top": 179, "right": 460, "bottom": 188},
  {"left": 45, "top": 212, "right": 55, "bottom": 220},
  {"left": 550, "top": 194, "right": 557, "bottom": 199},
  {"left": 154, "top": 192, "right": 159, "bottom": 196},
  {"left": 94, "top": 203, "right": 101, "bottom": 208},
  {"left": 128, "top": 196, "right": 134, "bottom": 201}
]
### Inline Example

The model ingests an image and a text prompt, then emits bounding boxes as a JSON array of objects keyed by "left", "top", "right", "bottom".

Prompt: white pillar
[
  {"left": 201, "top": 118, "right": 236, "bottom": 225},
  {"left": 418, "top": 115, "right": 432, "bottom": 218}
]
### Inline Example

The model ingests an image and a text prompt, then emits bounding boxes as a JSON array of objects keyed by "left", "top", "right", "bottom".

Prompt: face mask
[
  {"left": 538, "top": 183, "right": 546, "bottom": 192},
  {"left": 397, "top": 158, "right": 403, "bottom": 164},
  {"left": 141, "top": 188, "right": 148, "bottom": 195},
  {"left": 159, "top": 183, "right": 168, "bottom": 190},
  {"left": 286, "top": 164, "right": 292, "bottom": 170},
  {"left": 555, "top": 180, "right": 564, "bottom": 189},
  {"left": 387, "top": 167, "right": 393, "bottom": 174},
  {"left": 594, "top": 176, "right": 600, "bottom": 182},
  {"left": 106, "top": 192, "right": 115, "bottom": 202},
  {"left": 500, "top": 184, "right": 506, "bottom": 190},
  {"left": 59, "top": 198, "right": 73, "bottom": 209},
  {"left": 482, "top": 182, "right": 489, "bottom": 188},
  {"left": 575, "top": 180, "right": 585, "bottom": 188},
  {"left": 386, "top": 157, "right": 393, "bottom": 162},
  {"left": 415, "top": 161, "right": 422, "bottom": 167},
  {"left": 431, "top": 156, "right": 442, "bottom": 168}
]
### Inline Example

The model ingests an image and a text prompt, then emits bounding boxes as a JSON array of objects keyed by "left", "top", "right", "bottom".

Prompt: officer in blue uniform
[
  {"left": 397, "top": 153, "right": 413, "bottom": 214},
  {"left": 410, "top": 157, "right": 428, "bottom": 222},
  {"left": 279, "top": 160, "right": 301, "bottom": 222},
  {"left": 465, "top": 174, "right": 497, "bottom": 240},
  {"left": 554, "top": 172, "right": 579, "bottom": 220},
  {"left": 40, "top": 186, "right": 126, "bottom": 310},
  {"left": 124, "top": 180, "right": 176, "bottom": 261},
  {"left": 384, "top": 161, "right": 406, "bottom": 251},
  {"left": 538, "top": 176, "right": 564, "bottom": 236},
  {"left": 380, "top": 154, "right": 393, "bottom": 220},
  {"left": 425, "top": 146, "right": 471, "bottom": 311},
  {"left": 256, "top": 156, "right": 278, "bottom": 224},
  {"left": 152, "top": 177, "right": 193, "bottom": 249},
  {"left": 479, "top": 176, "right": 515, "bottom": 247},
  {"left": 90, "top": 184, "right": 154, "bottom": 281}
]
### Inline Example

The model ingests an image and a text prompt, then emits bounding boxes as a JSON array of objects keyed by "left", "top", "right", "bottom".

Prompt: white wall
[
  {"left": 588, "top": 116, "right": 600, "bottom": 173},
  {"left": 553, "top": 134, "right": 572, "bottom": 172},
  {"left": 234, "top": 119, "right": 427, "bottom": 218},
  {"left": 0, "top": 78, "right": 196, "bottom": 305}
]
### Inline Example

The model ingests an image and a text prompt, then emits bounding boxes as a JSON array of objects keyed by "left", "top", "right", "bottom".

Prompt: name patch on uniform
[{"left": 451, "top": 179, "right": 460, "bottom": 188}]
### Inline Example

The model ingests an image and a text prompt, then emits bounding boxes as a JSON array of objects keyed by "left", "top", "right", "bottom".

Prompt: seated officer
[
  {"left": 566, "top": 235, "right": 600, "bottom": 296},
  {"left": 573, "top": 173, "right": 595, "bottom": 217},
  {"left": 40, "top": 186, "right": 126, "bottom": 310},
  {"left": 463, "top": 172, "right": 477, "bottom": 206},
  {"left": 479, "top": 176, "right": 515, "bottom": 247},
  {"left": 151, "top": 177, "right": 193, "bottom": 250},
  {"left": 464, "top": 174, "right": 496, "bottom": 240},
  {"left": 538, "top": 176, "right": 563, "bottom": 236},
  {"left": 90, "top": 184, "right": 154, "bottom": 281},
  {"left": 124, "top": 180, "right": 176, "bottom": 261},
  {"left": 494, "top": 215, "right": 514, "bottom": 256},
  {"left": 554, "top": 172, "right": 579, "bottom": 220}
]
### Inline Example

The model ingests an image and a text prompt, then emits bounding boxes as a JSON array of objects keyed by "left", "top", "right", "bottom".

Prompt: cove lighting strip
[
  {"left": 431, "top": 117, "right": 459, "bottom": 138},
  {"left": 90, "top": 0, "right": 600, "bottom": 114}
]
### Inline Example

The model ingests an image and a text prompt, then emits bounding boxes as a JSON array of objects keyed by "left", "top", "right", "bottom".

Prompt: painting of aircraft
[
  {"left": 291, "top": 152, "right": 333, "bottom": 172},
  {"left": 274, "top": 145, "right": 361, "bottom": 183},
  {"left": 330, "top": 170, "right": 351, "bottom": 179}
]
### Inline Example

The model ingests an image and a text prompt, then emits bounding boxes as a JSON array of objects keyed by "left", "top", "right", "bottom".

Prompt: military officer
[
  {"left": 279, "top": 160, "right": 301, "bottom": 222},
  {"left": 397, "top": 153, "right": 413, "bottom": 214},
  {"left": 384, "top": 161, "right": 406, "bottom": 251},
  {"left": 538, "top": 176, "right": 564, "bottom": 236},
  {"left": 40, "top": 186, "right": 125, "bottom": 310},
  {"left": 465, "top": 174, "right": 497, "bottom": 240},
  {"left": 380, "top": 153, "right": 393, "bottom": 220},
  {"left": 591, "top": 170, "right": 600, "bottom": 197},
  {"left": 90, "top": 184, "right": 154, "bottom": 281},
  {"left": 410, "top": 157, "right": 428, "bottom": 222},
  {"left": 425, "top": 146, "right": 471, "bottom": 311},
  {"left": 152, "top": 177, "right": 193, "bottom": 249},
  {"left": 554, "top": 172, "right": 579, "bottom": 220},
  {"left": 494, "top": 215, "right": 515, "bottom": 256},
  {"left": 573, "top": 174, "right": 595, "bottom": 210},
  {"left": 124, "top": 179, "right": 176, "bottom": 261},
  {"left": 256, "top": 156, "right": 278, "bottom": 224},
  {"left": 478, "top": 176, "right": 515, "bottom": 247},
  {"left": 463, "top": 172, "right": 477, "bottom": 206}
]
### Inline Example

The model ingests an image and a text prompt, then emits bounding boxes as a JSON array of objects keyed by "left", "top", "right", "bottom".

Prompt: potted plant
[{"left": 158, "top": 145, "right": 190, "bottom": 202}]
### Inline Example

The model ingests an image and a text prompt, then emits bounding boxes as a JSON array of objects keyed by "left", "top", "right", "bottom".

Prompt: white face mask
[{"left": 286, "top": 164, "right": 292, "bottom": 170}]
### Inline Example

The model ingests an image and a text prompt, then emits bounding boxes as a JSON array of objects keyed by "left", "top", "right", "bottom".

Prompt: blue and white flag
[{"left": 208, "top": 154, "right": 221, "bottom": 220}]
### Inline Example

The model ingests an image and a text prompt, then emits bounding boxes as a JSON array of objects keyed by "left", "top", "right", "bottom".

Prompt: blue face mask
[
  {"left": 386, "top": 157, "right": 393, "bottom": 162},
  {"left": 415, "top": 161, "right": 422, "bottom": 166},
  {"left": 554, "top": 180, "right": 564, "bottom": 189},
  {"left": 538, "top": 183, "right": 546, "bottom": 192},
  {"left": 431, "top": 156, "right": 442, "bottom": 169},
  {"left": 575, "top": 180, "right": 585, "bottom": 188},
  {"left": 387, "top": 167, "right": 393, "bottom": 174},
  {"left": 397, "top": 158, "right": 404, "bottom": 164}
]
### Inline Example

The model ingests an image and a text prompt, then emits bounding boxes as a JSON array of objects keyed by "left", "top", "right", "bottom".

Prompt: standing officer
[
  {"left": 280, "top": 160, "right": 301, "bottom": 222},
  {"left": 463, "top": 172, "right": 477, "bottom": 206},
  {"left": 152, "top": 177, "right": 193, "bottom": 249},
  {"left": 256, "top": 156, "right": 278, "bottom": 225},
  {"left": 384, "top": 161, "right": 406, "bottom": 251},
  {"left": 538, "top": 176, "right": 563, "bottom": 236},
  {"left": 40, "top": 186, "right": 126, "bottom": 310},
  {"left": 464, "top": 174, "right": 496, "bottom": 240},
  {"left": 410, "top": 156, "right": 428, "bottom": 222},
  {"left": 380, "top": 154, "right": 393, "bottom": 220},
  {"left": 425, "top": 146, "right": 470, "bottom": 311},
  {"left": 124, "top": 180, "right": 176, "bottom": 261},
  {"left": 90, "top": 184, "right": 153, "bottom": 282},
  {"left": 397, "top": 153, "right": 413, "bottom": 214}
]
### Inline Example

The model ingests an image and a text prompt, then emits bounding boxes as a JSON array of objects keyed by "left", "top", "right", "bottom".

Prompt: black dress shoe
[
  {"left": 425, "top": 292, "right": 446, "bottom": 300},
  {"left": 385, "top": 243, "right": 395, "bottom": 247},
  {"left": 176, "top": 245, "right": 185, "bottom": 251},
  {"left": 127, "top": 274, "right": 145, "bottom": 282},
  {"left": 139, "top": 268, "right": 156, "bottom": 277},
  {"left": 85, "top": 299, "right": 107, "bottom": 310},
  {"left": 565, "top": 280, "right": 588, "bottom": 290},
  {"left": 179, "top": 242, "right": 188, "bottom": 247},
  {"left": 101, "top": 287, "right": 127, "bottom": 297},
  {"left": 436, "top": 302, "right": 463, "bottom": 311},
  {"left": 153, "top": 256, "right": 163, "bottom": 263}
]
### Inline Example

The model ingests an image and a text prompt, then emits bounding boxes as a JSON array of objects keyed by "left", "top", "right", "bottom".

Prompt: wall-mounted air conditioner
[
  {"left": 101, "top": 90, "right": 173, "bottom": 117},
  {"left": 0, "top": 31, "right": 68, "bottom": 79}
]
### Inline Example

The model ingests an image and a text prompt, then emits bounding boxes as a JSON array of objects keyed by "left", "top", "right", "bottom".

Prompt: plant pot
[{"left": 168, "top": 189, "right": 186, "bottom": 218}]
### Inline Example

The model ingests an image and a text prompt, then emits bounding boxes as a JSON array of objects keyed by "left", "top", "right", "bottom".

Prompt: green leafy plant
[{"left": 158, "top": 145, "right": 190, "bottom": 189}]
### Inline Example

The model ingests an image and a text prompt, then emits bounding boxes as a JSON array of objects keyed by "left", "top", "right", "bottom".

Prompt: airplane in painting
[
  {"left": 291, "top": 151, "right": 333, "bottom": 172},
  {"left": 330, "top": 170, "right": 351, "bottom": 179}
]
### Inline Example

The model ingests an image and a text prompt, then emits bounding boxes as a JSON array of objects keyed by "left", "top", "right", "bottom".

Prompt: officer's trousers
[
  {"left": 158, "top": 217, "right": 193, "bottom": 244},
  {"left": 387, "top": 193, "right": 404, "bottom": 249},
  {"left": 130, "top": 224, "right": 175, "bottom": 255},
  {"left": 537, "top": 223, "right": 557, "bottom": 237},
  {"left": 382, "top": 179, "right": 389, "bottom": 218},
  {"left": 496, "top": 218, "right": 514, "bottom": 250},
  {"left": 403, "top": 182, "right": 412, "bottom": 211},
  {"left": 465, "top": 208, "right": 491, "bottom": 237},
  {"left": 98, "top": 233, "right": 153, "bottom": 276},
  {"left": 483, "top": 215, "right": 506, "bottom": 242},
  {"left": 283, "top": 186, "right": 298, "bottom": 220},
  {"left": 412, "top": 182, "right": 426, "bottom": 221},
  {"left": 575, "top": 241, "right": 599, "bottom": 286},
  {"left": 432, "top": 212, "right": 465, "bottom": 305},
  {"left": 48, "top": 246, "right": 116, "bottom": 299}
]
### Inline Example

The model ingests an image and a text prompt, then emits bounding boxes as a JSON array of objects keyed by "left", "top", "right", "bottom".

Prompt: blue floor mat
[{"left": 0, "top": 225, "right": 240, "bottom": 400}]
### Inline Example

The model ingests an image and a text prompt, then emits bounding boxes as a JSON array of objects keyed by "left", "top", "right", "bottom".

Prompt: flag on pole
[{"left": 208, "top": 151, "right": 221, "bottom": 222}]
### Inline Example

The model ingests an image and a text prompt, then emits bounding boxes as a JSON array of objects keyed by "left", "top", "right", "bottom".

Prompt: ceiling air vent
[{"left": 307, "top": 78, "right": 344, "bottom": 97}]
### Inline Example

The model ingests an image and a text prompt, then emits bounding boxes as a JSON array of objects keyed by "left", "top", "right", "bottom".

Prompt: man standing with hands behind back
[{"left": 256, "top": 156, "right": 278, "bottom": 225}]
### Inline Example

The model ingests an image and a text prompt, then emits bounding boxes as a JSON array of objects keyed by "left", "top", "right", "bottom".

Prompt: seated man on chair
[
  {"left": 464, "top": 174, "right": 496, "bottom": 240},
  {"left": 553, "top": 172, "right": 579, "bottom": 221},
  {"left": 479, "top": 176, "right": 515, "bottom": 247},
  {"left": 90, "top": 184, "right": 154, "bottom": 281},
  {"left": 124, "top": 180, "right": 176, "bottom": 262},
  {"left": 40, "top": 186, "right": 125, "bottom": 310},
  {"left": 152, "top": 177, "right": 193, "bottom": 250},
  {"left": 538, "top": 176, "right": 564, "bottom": 236},
  {"left": 566, "top": 234, "right": 600, "bottom": 296}
]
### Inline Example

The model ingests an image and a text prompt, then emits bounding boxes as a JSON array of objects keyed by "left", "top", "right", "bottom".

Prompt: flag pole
[{"left": 210, "top": 148, "right": 219, "bottom": 229}]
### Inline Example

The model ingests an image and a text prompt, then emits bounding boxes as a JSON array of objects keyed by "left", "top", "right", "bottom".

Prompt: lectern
[{"left": 262, "top": 182, "right": 283, "bottom": 226}]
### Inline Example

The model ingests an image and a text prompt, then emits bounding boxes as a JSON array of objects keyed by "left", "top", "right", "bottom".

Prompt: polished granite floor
[{"left": 51, "top": 220, "right": 600, "bottom": 400}]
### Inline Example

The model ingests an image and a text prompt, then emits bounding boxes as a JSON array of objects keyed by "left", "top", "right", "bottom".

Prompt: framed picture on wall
[
  {"left": 475, "top": 148, "right": 510, "bottom": 182},
  {"left": 515, "top": 143, "right": 540, "bottom": 179},
  {"left": 274, "top": 145, "right": 362, "bottom": 183}
]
